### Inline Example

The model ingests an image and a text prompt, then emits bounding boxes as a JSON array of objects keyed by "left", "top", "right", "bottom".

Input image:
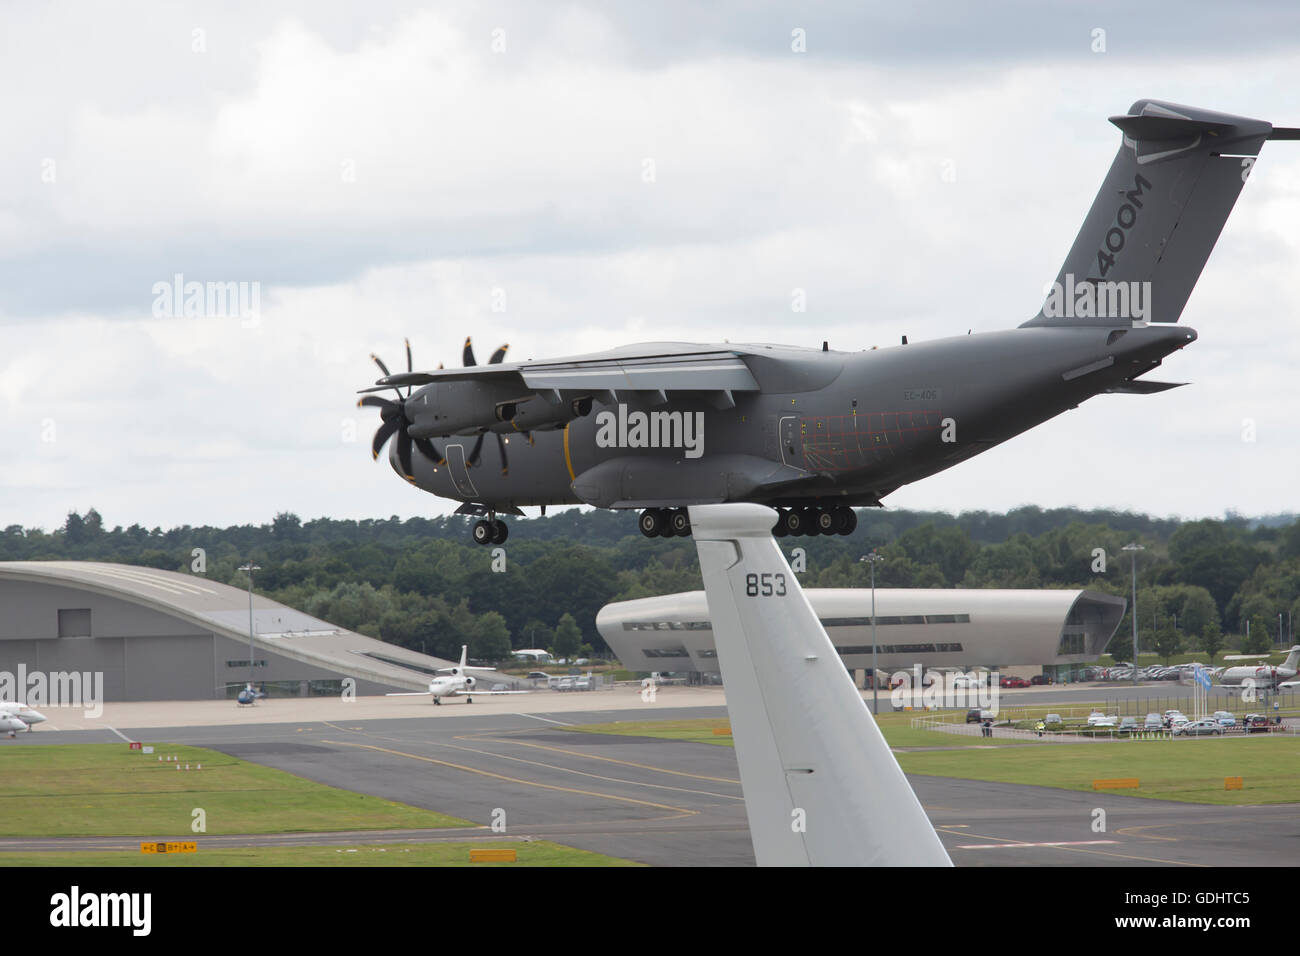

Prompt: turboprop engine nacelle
[
  {"left": 489, "top": 395, "right": 594, "bottom": 434},
  {"left": 408, "top": 381, "right": 534, "bottom": 438}
]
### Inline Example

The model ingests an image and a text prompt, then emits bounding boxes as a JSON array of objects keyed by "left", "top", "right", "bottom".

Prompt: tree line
[{"left": 4, "top": 505, "right": 1298, "bottom": 665}]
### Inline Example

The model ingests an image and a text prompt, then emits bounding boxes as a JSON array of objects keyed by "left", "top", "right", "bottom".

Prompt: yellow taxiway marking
[
  {"left": 460, "top": 733, "right": 741, "bottom": 786},
  {"left": 1114, "top": 823, "right": 1179, "bottom": 841},
  {"left": 322, "top": 740, "right": 696, "bottom": 817},
  {"left": 938, "top": 825, "right": 1205, "bottom": 866},
  {"left": 425, "top": 737, "right": 744, "bottom": 802}
]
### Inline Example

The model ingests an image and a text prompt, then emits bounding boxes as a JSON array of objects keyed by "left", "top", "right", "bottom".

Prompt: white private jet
[
  {"left": 386, "top": 646, "right": 528, "bottom": 705},
  {"left": 1218, "top": 646, "right": 1300, "bottom": 688},
  {"left": 0, "top": 702, "right": 48, "bottom": 736}
]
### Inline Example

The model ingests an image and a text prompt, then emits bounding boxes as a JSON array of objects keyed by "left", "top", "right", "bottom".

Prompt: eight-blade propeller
[
  {"left": 462, "top": 337, "right": 516, "bottom": 475},
  {"left": 359, "top": 338, "right": 445, "bottom": 483},
  {"left": 360, "top": 337, "right": 522, "bottom": 482}
]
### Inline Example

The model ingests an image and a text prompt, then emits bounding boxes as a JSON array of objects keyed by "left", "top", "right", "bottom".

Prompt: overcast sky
[{"left": 3, "top": 1, "right": 1299, "bottom": 531}]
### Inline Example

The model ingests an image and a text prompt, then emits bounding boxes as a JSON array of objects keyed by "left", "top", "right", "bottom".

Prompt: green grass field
[
  {"left": 0, "top": 743, "right": 471, "bottom": 836},
  {"left": 0, "top": 841, "right": 638, "bottom": 867},
  {"left": 565, "top": 717, "right": 1300, "bottom": 805},
  {"left": 895, "top": 735, "right": 1300, "bottom": 804},
  {"left": 565, "top": 714, "right": 1035, "bottom": 749}
]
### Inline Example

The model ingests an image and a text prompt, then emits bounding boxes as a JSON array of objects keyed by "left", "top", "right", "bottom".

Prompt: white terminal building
[{"left": 598, "top": 588, "right": 1126, "bottom": 683}]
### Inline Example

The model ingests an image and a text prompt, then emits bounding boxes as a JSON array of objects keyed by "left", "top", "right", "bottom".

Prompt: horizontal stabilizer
[
  {"left": 689, "top": 503, "right": 951, "bottom": 867},
  {"left": 1109, "top": 113, "right": 1233, "bottom": 139},
  {"left": 1104, "top": 380, "right": 1187, "bottom": 394}
]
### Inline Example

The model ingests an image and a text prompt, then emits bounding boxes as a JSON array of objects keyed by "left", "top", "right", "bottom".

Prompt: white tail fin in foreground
[{"left": 688, "top": 503, "right": 952, "bottom": 867}]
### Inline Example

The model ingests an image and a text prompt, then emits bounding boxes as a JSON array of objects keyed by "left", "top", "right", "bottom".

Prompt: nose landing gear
[{"left": 472, "top": 515, "right": 509, "bottom": 545}]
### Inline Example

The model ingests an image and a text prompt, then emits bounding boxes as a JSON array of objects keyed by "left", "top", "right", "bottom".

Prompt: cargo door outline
[{"left": 444, "top": 444, "right": 479, "bottom": 498}]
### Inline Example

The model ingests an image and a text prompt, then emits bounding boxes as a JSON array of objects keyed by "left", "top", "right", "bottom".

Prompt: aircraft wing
[
  {"left": 688, "top": 502, "right": 952, "bottom": 867},
  {"left": 448, "top": 689, "right": 529, "bottom": 696},
  {"left": 362, "top": 343, "right": 760, "bottom": 405}
]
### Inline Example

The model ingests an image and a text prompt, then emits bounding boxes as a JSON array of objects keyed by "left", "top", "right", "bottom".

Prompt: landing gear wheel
[
  {"left": 833, "top": 506, "right": 857, "bottom": 535},
  {"left": 491, "top": 519, "right": 509, "bottom": 544},
  {"left": 639, "top": 509, "right": 666, "bottom": 538},
  {"left": 667, "top": 509, "right": 691, "bottom": 537},
  {"left": 472, "top": 520, "right": 493, "bottom": 546},
  {"left": 798, "top": 508, "right": 818, "bottom": 536},
  {"left": 466, "top": 697, "right": 473, "bottom": 704},
  {"left": 814, "top": 509, "right": 836, "bottom": 535},
  {"left": 784, "top": 508, "right": 807, "bottom": 536},
  {"left": 433, "top": 698, "right": 441, "bottom": 705}
]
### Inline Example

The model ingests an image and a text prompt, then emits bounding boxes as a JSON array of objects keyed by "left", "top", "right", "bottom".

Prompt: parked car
[
  {"left": 999, "top": 676, "right": 1030, "bottom": 688},
  {"left": 965, "top": 708, "right": 983, "bottom": 724},
  {"left": 1119, "top": 717, "right": 1139, "bottom": 731},
  {"left": 1213, "top": 711, "right": 1237, "bottom": 728},
  {"left": 1030, "top": 674, "right": 1053, "bottom": 685},
  {"left": 1044, "top": 713, "right": 1063, "bottom": 726},
  {"left": 1144, "top": 713, "right": 1164, "bottom": 730},
  {"left": 1174, "top": 719, "right": 1223, "bottom": 736},
  {"left": 1244, "top": 714, "right": 1271, "bottom": 733},
  {"left": 1087, "top": 711, "right": 1118, "bottom": 727}
]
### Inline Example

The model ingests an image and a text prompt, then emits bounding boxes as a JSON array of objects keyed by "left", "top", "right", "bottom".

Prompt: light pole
[
  {"left": 860, "top": 552, "right": 885, "bottom": 715},
  {"left": 238, "top": 562, "right": 261, "bottom": 693},
  {"left": 1122, "top": 544, "right": 1143, "bottom": 687}
]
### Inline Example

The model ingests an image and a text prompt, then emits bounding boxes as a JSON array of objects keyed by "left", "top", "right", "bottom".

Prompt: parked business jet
[
  {"left": 0, "top": 702, "right": 47, "bottom": 736},
  {"left": 387, "top": 646, "right": 527, "bottom": 704}
]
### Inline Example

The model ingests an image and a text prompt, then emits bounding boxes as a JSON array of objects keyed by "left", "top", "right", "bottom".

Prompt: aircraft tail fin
[
  {"left": 1022, "top": 100, "right": 1291, "bottom": 328},
  {"left": 1283, "top": 646, "right": 1300, "bottom": 671},
  {"left": 458, "top": 644, "right": 467, "bottom": 672},
  {"left": 688, "top": 503, "right": 951, "bottom": 867}
]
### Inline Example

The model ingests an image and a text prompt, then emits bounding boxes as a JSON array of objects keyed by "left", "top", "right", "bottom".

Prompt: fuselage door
[
  {"left": 443, "top": 443, "right": 479, "bottom": 499},
  {"left": 778, "top": 415, "right": 800, "bottom": 466}
]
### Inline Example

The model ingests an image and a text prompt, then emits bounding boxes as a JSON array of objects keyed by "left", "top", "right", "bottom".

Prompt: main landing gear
[
  {"left": 471, "top": 516, "right": 509, "bottom": 546},
  {"left": 772, "top": 506, "right": 857, "bottom": 537},
  {"left": 638, "top": 507, "right": 691, "bottom": 538}
]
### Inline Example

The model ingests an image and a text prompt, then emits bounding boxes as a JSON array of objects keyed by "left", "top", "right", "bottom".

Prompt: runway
[{"left": 8, "top": 702, "right": 1300, "bottom": 866}]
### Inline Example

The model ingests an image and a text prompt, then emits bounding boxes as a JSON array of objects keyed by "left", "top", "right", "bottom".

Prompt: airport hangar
[
  {"left": 0, "top": 561, "right": 454, "bottom": 701},
  {"left": 598, "top": 588, "right": 1127, "bottom": 683}
]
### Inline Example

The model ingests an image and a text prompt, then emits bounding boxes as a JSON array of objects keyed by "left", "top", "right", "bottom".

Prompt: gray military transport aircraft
[{"left": 360, "top": 100, "right": 1297, "bottom": 545}]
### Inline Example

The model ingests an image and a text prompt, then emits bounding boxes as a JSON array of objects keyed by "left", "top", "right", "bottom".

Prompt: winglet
[{"left": 688, "top": 503, "right": 952, "bottom": 867}]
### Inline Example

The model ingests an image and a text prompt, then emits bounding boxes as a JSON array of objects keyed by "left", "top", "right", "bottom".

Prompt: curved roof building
[
  {"left": 598, "top": 588, "right": 1126, "bottom": 676},
  {"left": 0, "top": 561, "right": 454, "bottom": 700}
]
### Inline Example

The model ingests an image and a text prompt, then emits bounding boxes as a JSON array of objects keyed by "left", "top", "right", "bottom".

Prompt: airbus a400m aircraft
[{"left": 360, "top": 100, "right": 1296, "bottom": 545}]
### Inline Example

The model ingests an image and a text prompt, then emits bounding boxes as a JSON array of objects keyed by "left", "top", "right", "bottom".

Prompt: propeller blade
[
  {"left": 490, "top": 344, "right": 509, "bottom": 364},
  {"left": 397, "top": 432, "right": 415, "bottom": 482},
  {"left": 463, "top": 337, "right": 476, "bottom": 367},
  {"left": 467, "top": 433, "right": 486, "bottom": 467},
  {"left": 358, "top": 395, "right": 398, "bottom": 415},
  {"left": 404, "top": 338, "right": 413, "bottom": 397},
  {"left": 496, "top": 433, "right": 509, "bottom": 475},
  {"left": 370, "top": 352, "right": 403, "bottom": 399},
  {"left": 371, "top": 419, "right": 400, "bottom": 459},
  {"left": 413, "top": 437, "right": 446, "bottom": 467}
]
